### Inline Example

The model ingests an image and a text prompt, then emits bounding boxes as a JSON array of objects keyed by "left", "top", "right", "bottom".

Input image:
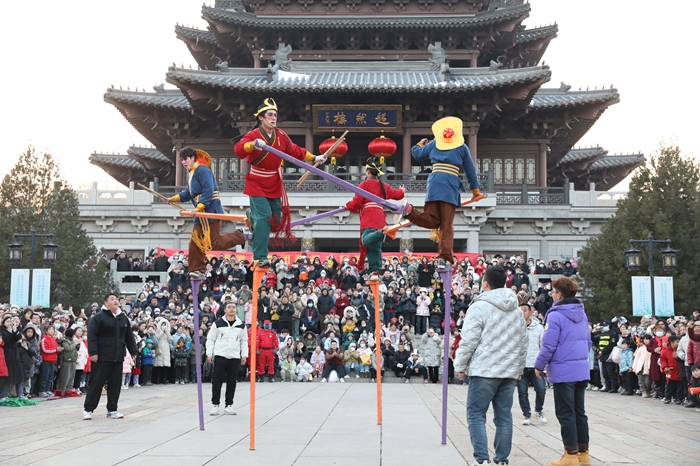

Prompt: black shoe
[
  {"left": 257, "top": 259, "right": 271, "bottom": 269},
  {"left": 608, "top": 388, "right": 618, "bottom": 394},
  {"left": 600, "top": 388, "right": 610, "bottom": 392},
  {"left": 256, "top": 377, "right": 263, "bottom": 383},
  {"left": 268, "top": 376, "right": 274, "bottom": 383}
]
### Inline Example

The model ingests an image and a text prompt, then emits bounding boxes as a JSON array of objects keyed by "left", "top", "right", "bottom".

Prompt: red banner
[{"left": 157, "top": 247, "right": 482, "bottom": 266}]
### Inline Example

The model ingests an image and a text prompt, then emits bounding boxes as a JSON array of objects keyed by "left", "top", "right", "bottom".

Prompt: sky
[{"left": 2, "top": 1, "right": 698, "bottom": 190}]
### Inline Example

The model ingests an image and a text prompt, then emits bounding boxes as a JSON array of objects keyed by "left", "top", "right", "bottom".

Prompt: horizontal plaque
[{"left": 313, "top": 105, "right": 402, "bottom": 133}]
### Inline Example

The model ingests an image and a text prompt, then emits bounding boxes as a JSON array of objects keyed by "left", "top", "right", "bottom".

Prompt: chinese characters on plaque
[{"left": 314, "top": 105, "right": 402, "bottom": 132}]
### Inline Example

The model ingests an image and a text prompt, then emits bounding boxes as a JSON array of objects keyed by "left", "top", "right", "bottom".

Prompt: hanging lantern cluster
[
  {"left": 367, "top": 134, "right": 397, "bottom": 164},
  {"left": 319, "top": 136, "right": 348, "bottom": 165}
]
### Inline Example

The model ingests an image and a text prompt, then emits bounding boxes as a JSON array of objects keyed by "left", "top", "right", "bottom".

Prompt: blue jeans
[
  {"left": 467, "top": 376, "right": 516, "bottom": 464},
  {"left": 552, "top": 381, "right": 589, "bottom": 448},
  {"left": 40, "top": 362, "right": 55, "bottom": 393},
  {"left": 517, "top": 367, "right": 546, "bottom": 417},
  {"left": 345, "top": 363, "right": 361, "bottom": 375},
  {"left": 0, "top": 379, "right": 24, "bottom": 399}
]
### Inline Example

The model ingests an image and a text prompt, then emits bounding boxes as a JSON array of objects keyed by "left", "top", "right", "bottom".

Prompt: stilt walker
[
  {"left": 190, "top": 276, "right": 206, "bottom": 430},
  {"left": 437, "top": 265, "right": 453, "bottom": 444},
  {"left": 345, "top": 156, "right": 405, "bottom": 281},
  {"left": 367, "top": 280, "right": 382, "bottom": 425},
  {"left": 398, "top": 117, "right": 481, "bottom": 268},
  {"left": 169, "top": 147, "right": 245, "bottom": 277},
  {"left": 234, "top": 98, "right": 326, "bottom": 268}
]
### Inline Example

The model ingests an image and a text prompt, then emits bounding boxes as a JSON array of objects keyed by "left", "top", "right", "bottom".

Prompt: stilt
[
  {"left": 191, "top": 276, "right": 206, "bottom": 431},
  {"left": 437, "top": 265, "right": 453, "bottom": 445},
  {"left": 367, "top": 280, "right": 382, "bottom": 426},
  {"left": 250, "top": 265, "right": 269, "bottom": 450}
]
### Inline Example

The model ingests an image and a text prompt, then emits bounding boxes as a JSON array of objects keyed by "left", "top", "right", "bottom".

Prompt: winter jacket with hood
[
  {"left": 421, "top": 332, "right": 443, "bottom": 367},
  {"left": 534, "top": 297, "right": 591, "bottom": 383},
  {"left": 454, "top": 287, "right": 527, "bottom": 379},
  {"left": 524, "top": 316, "right": 544, "bottom": 368},
  {"left": 206, "top": 315, "right": 248, "bottom": 360},
  {"left": 154, "top": 320, "right": 172, "bottom": 367}
]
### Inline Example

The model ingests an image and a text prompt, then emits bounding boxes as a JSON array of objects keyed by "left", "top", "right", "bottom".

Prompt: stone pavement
[{"left": 1, "top": 381, "right": 698, "bottom": 466}]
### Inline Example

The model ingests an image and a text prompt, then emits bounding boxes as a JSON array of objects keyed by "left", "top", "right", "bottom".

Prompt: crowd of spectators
[{"left": 2, "top": 250, "right": 698, "bottom": 414}]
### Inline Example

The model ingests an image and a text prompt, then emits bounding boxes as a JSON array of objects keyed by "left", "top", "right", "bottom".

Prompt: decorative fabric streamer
[
  {"left": 192, "top": 218, "right": 212, "bottom": 253},
  {"left": 429, "top": 228, "right": 441, "bottom": 243},
  {"left": 0, "top": 397, "right": 41, "bottom": 407}
]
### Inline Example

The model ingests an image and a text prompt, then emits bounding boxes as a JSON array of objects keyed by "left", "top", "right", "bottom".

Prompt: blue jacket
[
  {"left": 535, "top": 298, "right": 591, "bottom": 383},
  {"left": 410, "top": 141, "right": 479, "bottom": 206},
  {"left": 177, "top": 164, "right": 224, "bottom": 226},
  {"left": 141, "top": 344, "right": 155, "bottom": 366},
  {"left": 619, "top": 348, "right": 634, "bottom": 372}
]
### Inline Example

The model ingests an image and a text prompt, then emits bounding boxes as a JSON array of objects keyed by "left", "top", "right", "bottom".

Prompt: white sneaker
[
  {"left": 356, "top": 374, "right": 360, "bottom": 379},
  {"left": 106, "top": 411, "right": 124, "bottom": 419},
  {"left": 535, "top": 411, "right": 547, "bottom": 424},
  {"left": 321, "top": 378, "right": 327, "bottom": 383},
  {"left": 340, "top": 378, "right": 345, "bottom": 383},
  {"left": 522, "top": 416, "right": 531, "bottom": 426},
  {"left": 133, "top": 384, "right": 141, "bottom": 388},
  {"left": 224, "top": 405, "right": 236, "bottom": 415},
  {"left": 83, "top": 410, "right": 92, "bottom": 421},
  {"left": 121, "top": 385, "right": 128, "bottom": 390},
  {"left": 210, "top": 405, "right": 220, "bottom": 416}
]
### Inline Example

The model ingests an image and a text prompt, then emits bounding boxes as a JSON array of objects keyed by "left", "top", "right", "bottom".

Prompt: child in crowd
[
  {"left": 141, "top": 339, "right": 155, "bottom": 386},
  {"left": 281, "top": 354, "right": 297, "bottom": 382},
  {"left": 618, "top": 339, "right": 635, "bottom": 396},
  {"left": 633, "top": 335, "right": 652, "bottom": 397},
  {"left": 57, "top": 328, "right": 79, "bottom": 397},
  {"left": 296, "top": 356, "right": 313, "bottom": 382},
  {"left": 310, "top": 345, "right": 325, "bottom": 378},
  {"left": 660, "top": 335, "right": 684, "bottom": 404},
  {"left": 343, "top": 342, "right": 361, "bottom": 378},
  {"left": 39, "top": 325, "right": 61, "bottom": 397},
  {"left": 122, "top": 352, "right": 134, "bottom": 390},
  {"left": 687, "top": 364, "right": 700, "bottom": 411},
  {"left": 404, "top": 350, "right": 428, "bottom": 383},
  {"left": 173, "top": 338, "right": 189, "bottom": 384},
  {"left": 358, "top": 339, "right": 372, "bottom": 378}
]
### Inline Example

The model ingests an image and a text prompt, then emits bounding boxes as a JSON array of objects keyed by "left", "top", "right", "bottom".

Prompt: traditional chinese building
[{"left": 85, "top": 0, "right": 643, "bottom": 258}]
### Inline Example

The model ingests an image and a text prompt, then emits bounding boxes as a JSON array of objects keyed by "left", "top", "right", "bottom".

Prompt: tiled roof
[
  {"left": 89, "top": 153, "right": 144, "bottom": 170},
  {"left": 105, "top": 88, "right": 191, "bottom": 110},
  {"left": 515, "top": 24, "right": 558, "bottom": 44},
  {"left": 202, "top": 2, "right": 530, "bottom": 30},
  {"left": 175, "top": 25, "right": 217, "bottom": 44},
  {"left": 167, "top": 64, "right": 551, "bottom": 93},
  {"left": 590, "top": 154, "right": 645, "bottom": 170},
  {"left": 558, "top": 147, "right": 607, "bottom": 165},
  {"left": 127, "top": 147, "right": 171, "bottom": 163},
  {"left": 530, "top": 88, "right": 619, "bottom": 109}
]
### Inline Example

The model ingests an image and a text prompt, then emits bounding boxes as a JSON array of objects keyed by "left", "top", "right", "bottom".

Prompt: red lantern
[
  {"left": 368, "top": 135, "right": 397, "bottom": 164},
  {"left": 319, "top": 136, "right": 348, "bottom": 165}
]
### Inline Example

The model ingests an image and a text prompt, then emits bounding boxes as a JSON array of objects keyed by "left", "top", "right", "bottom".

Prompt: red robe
[{"left": 345, "top": 179, "right": 404, "bottom": 231}]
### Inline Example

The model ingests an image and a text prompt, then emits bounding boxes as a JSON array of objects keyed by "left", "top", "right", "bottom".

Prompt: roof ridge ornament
[
  {"left": 428, "top": 42, "right": 447, "bottom": 71},
  {"left": 274, "top": 42, "right": 293, "bottom": 71},
  {"left": 559, "top": 82, "right": 571, "bottom": 92},
  {"left": 214, "top": 56, "right": 229, "bottom": 72},
  {"left": 489, "top": 56, "right": 504, "bottom": 71}
]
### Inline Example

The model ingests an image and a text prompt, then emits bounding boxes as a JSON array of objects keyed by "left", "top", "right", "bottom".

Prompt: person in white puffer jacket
[
  {"left": 454, "top": 265, "right": 527, "bottom": 466},
  {"left": 516, "top": 303, "right": 547, "bottom": 426}
]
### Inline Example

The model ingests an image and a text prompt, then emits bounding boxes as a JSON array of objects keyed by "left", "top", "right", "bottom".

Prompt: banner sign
[
  {"left": 31, "top": 269, "right": 52, "bottom": 308},
  {"left": 313, "top": 104, "right": 402, "bottom": 132},
  {"left": 10, "top": 269, "right": 30, "bottom": 307},
  {"left": 653, "top": 276, "right": 674, "bottom": 317},
  {"left": 631, "top": 276, "right": 652, "bottom": 317},
  {"left": 157, "top": 248, "right": 482, "bottom": 268}
]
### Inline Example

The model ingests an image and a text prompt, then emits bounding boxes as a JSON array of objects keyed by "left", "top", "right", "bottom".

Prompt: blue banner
[
  {"left": 32, "top": 269, "right": 52, "bottom": 308},
  {"left": 10, "top": 269, "right": 30, "bottom": 307}
]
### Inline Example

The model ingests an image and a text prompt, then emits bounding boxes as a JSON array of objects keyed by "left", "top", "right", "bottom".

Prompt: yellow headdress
[
  {"left": 431, "top": 116, "right": 465, "bottom": 150},
  {"left": 365, "top": 156, "right": 385, "bottom": 176},
  {"left": 254, "top": 98, "right": 278, "bottom": 117}
]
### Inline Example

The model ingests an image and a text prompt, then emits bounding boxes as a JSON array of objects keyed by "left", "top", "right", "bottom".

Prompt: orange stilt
[
  {"left": 383, "top": 193, "right": 486, "bottom": 239},
  {"left": 367, "top": 280, "right": 382, "bottom": 425},
  {"left": 249, "top": 264, "right": 269, "bottom": 450}
]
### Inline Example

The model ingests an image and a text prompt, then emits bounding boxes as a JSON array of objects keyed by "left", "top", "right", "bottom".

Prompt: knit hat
[{"left": 64, "top": 328, "right": 76, "bottom": 339}]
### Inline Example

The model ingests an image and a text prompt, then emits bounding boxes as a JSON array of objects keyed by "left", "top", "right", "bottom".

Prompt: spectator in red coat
[{"left": 660, "top": 336, "right": 684, "bottom": 404}]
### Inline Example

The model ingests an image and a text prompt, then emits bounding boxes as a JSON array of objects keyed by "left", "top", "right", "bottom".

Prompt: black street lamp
[
  {"left": 6, "top": 228, "right": 58, "bottom": 307},
  {"left": 624, "top": 233, "right": 678, "bottom": 317}
]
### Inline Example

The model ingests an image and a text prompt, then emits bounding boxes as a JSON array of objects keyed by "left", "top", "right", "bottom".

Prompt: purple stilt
[
  {"left": 243, "top": 207, "right": 349, "bottom": 241},
  {"left": 261, "top": 143, "right": 404, "bottom": 213},
  {"left": 190, "top": 276, "right": 206, "bottom": 431},
  {"left": 437, "top": 265, "right": 453, "bottom": 445}
]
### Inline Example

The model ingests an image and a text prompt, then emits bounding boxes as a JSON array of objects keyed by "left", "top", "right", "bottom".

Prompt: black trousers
[
  {"left": 553, "top": 381, "right": 590, "bottom": 448},
  {"left": 212, "top": 357, "right": 240, "bottom": 407},
  {"left": 404, "top": 366, "right": 427, "bottom": 380},
  {"left": 602, "top": 362, "right": 619, "bottom": 390},
  {"left": 323, "top": 361, "right": 346, "bottom": 379},
  {"left": 142, "top": 365, "right": 153, "bottom": 384},
  {"left": 175, "top": 365, "right": 188, "bottom": 381},
  {"left": 427, "top": 366, "right": 439, "bottom": 383},
  {"left": 84, "top": 360, "right": 123, "bottom": 413}
]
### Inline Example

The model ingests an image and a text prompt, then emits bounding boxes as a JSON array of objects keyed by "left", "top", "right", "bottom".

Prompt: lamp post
[
  {"left": 7, "top": 228, "right": 58, "bottom": 307},
  {"left": 623, "top": 233, "right": 678, "bottom": 317}
]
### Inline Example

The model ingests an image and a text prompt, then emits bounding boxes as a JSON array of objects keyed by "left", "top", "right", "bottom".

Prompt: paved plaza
[{"left": 1, "top": 381, "right": 698, "bottom": 466}]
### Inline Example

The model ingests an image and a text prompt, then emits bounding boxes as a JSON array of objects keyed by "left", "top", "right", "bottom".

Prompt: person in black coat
[
  {"left": 392, "top": 342, "right": 411, "bottom": 377},
  {"left": 0, "top": 315, "right": 24, "bottom": 398},
  {"left": 83, "top": 294, "right": 138, "bottom": 419},
  {"left": 277, "top": 295, "right": 295, "bottom": 334}
]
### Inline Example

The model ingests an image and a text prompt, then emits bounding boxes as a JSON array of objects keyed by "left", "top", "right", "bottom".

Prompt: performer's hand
[
  {"left": 314, "top": 155, "right": 327, "bottom": 164},
  {"left": 399, "top": 185, "right": 406, "bottom": 192},
  {"left": 90, "top": 355, "right": 98, "bottom": 363},
  {"left": 168, "top": 195, "right": 179, "bottom": 203},
  {"left": 471, "top": 188, "right": 481, "bottom": 197},
  {"left": 252, "top": 138, "right": 266, "bottom": 150}
]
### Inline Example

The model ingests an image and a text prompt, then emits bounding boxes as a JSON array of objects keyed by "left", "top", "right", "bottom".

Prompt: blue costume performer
[
  {"left": 403, "top": 117, "right": 480, "bottom": 268},
  {"left": 170, "top": 147, "right": 245, "bottom": 276}
]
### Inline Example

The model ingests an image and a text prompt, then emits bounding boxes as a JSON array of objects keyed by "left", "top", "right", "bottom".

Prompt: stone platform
[{"left": 0, "top": 382, "right": 698, "bottom": 465}]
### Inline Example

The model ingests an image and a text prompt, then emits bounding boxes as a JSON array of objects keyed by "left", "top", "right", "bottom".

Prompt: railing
[{"left": 496, "top": 178, "right": 570, "bottom": 205}]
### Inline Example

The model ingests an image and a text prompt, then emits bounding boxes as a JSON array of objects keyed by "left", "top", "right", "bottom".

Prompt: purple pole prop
[
  {"left": 261, "top": 143, "right": 404, "bottom": 213},
  {"left": 190, "top": 276, "right": 206, "bottom": 431},
  {"left": 243, "top": 207, "right": 348, "bottom": 241},
  {"left": 437, "top": 265, "right": 453, "bottom": 445}
]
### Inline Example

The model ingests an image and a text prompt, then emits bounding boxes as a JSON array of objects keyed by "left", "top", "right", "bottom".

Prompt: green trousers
[
  {"left": 361, "top": 228, "right": 384, "bottom": 274},
  {"left": 250, "top": 196, "right": 281, "bottom": 261}
]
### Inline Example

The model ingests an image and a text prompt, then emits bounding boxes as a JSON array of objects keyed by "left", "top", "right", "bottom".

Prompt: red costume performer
[{"left": 256, "top": 320, "right": 279, "bottom": 382}]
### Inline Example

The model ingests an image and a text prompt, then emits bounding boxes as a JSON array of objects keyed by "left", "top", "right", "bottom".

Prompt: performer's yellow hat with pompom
[{"left": 432, "top": 116, "right": 464, "bottom": 150}]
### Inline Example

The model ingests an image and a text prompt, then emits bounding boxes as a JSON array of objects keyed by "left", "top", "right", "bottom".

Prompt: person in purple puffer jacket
[{"left": 534, "top": 277, "right": 591, "bottom": 466}]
